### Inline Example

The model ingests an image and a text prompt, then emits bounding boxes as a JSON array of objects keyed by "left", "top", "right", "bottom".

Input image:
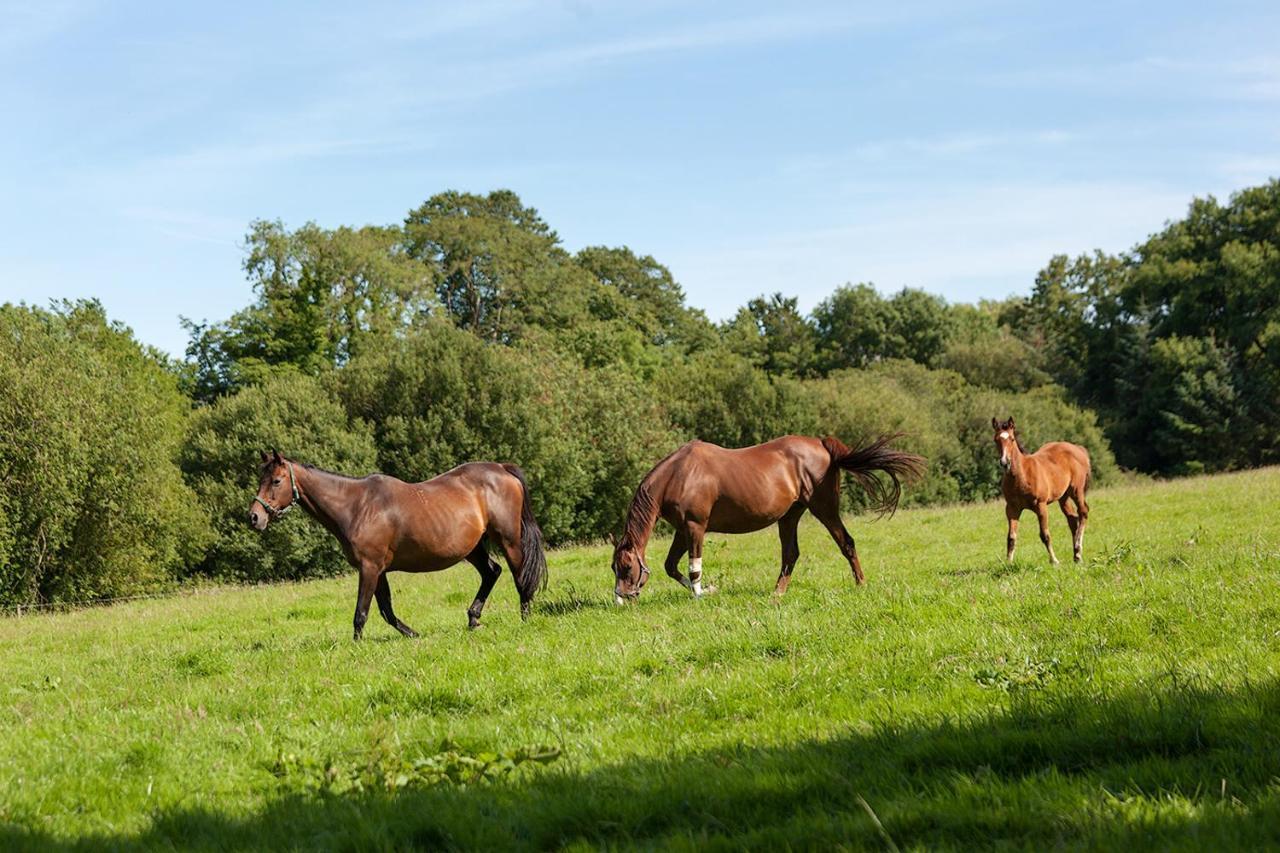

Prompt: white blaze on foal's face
[{"left": 996, "top": 431, "right": 1013, "bottom": 467}]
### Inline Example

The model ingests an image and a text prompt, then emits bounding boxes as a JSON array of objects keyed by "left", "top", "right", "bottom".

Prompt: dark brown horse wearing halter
[
  {"left": 992, "top": 417, "right": 1091, "bottom": 564},
  {"left": 249, "top": 452, "right": 547, "bottom": 639},
  {"left": 611, "top": 434, "right": 925, "bottom": 602}
]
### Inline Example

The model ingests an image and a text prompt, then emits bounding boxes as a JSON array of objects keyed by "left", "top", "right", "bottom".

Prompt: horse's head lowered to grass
[{"left": 249, "top": 450, "right": 299, "bottom": 531}]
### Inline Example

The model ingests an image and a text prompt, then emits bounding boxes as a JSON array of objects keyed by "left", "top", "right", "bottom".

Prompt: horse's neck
[
  {"left": 1008, "top": 447, "right": 1038, "bottom": 489},
  {"left": 295, "top": 466, "right": 361, "bottom": 543}
]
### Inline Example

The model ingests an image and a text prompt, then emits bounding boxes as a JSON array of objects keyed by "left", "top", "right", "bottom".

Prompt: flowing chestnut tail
[
  {"left": 502, "top": 464, "right": 548, "bottom": 598},
  {"left": 822, "top": 434, "right": 927, "bottom": 517}
]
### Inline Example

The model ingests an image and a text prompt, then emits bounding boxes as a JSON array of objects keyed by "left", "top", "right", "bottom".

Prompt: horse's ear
[
  {"left": 272, "top": 449, "right": 283, "bottom": 463},
  {"left": 991, "top": 417, "right": 1000, "bottom": 431},
  {"left": 1007, "top": 417, "right": 1016, "bottom": 430},
  {"left": 260, "top": 450, "right": 270, "bottom": 463},
  {"left": 607, "top": 531, "right": 619, "bottom": 547}
]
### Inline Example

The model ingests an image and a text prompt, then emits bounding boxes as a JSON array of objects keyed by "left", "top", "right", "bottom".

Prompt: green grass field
[{"left": 3, "top": 468, "right": 1280, "bottom": 850}]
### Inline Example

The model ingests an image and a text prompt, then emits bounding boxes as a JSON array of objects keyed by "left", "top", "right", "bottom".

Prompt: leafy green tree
[
  {"left": 1123, "top": 336, "right": 1239, "bottom": 474},
  {"left": 403, "top": 190, "right": 593, "bottom": 342},
  {"left": 575, "top": 245, "right": 715, "bottom": 350},
  {"left": 182, "top": 221, "right": 432, "bottom": 402},
  {"left": 883, "top": 287, "right": 954, "bottom": 366},
  {"left": 812, "top": 283, "right": 891, "bottom": 371},
  {"left": 0, "top": 301, "right": 210, "bottom": 605},
  {"left": 180, "top": 371, "right": 379, "bottom": 581},
  {"left": 722, "top": 293, "right": 817, "bottom": 377}
]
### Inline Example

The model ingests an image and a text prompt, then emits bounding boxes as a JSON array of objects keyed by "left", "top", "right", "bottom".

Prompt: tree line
[{"left": 3, "top": 181, "right": 1277, "bottom": 606}]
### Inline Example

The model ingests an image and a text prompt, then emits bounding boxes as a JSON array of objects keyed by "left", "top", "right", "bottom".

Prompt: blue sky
[{"left": 3, "top": 1, "right": 1279, "bottom": 355}]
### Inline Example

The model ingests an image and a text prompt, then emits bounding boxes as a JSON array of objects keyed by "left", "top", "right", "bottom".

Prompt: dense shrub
[
  {"left": 181, "top": 370, "right": 378, "bottom": 582},
  {"left": 654, "top": 349, "right": 819, "bottom": 448},
  {"left": 334, "top": 321, "right": 679, "bottom": 543},
  {"left": 0, "top": 302, "right": 209, "bottom": 606}
]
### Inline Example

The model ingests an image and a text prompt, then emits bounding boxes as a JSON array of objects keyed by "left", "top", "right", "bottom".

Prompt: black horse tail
[
  {"left": 822, "top": 434, "right": 927, "bottom": 518},
  {"left": 503, "top": 464, "right": 548, "bottom": 600}
]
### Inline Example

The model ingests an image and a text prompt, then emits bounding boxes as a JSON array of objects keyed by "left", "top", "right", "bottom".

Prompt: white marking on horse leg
[
  {"left": 615, "top": 594, "right": 626, "bottom": 606},
  {"left": 689, "top": 557, "right": 703, "bottom": 597}
]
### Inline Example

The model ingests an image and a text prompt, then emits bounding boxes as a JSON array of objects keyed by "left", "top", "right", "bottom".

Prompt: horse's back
[
  {"left": 658, "top": 436, "right": 824, "bottom": 531},
  {"left": 1033, "top": 442, "right": 1091, "bottom": 494}
]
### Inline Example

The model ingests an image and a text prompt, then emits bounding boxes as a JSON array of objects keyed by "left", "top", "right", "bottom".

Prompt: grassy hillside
[{"left": 3, "top": 468, "right": 1280, "bottom": 850}]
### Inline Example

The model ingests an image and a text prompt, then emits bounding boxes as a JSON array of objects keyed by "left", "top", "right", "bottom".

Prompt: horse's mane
[
  {"left": 619, "top": 482, "right": 659, "bottom": 551},
  {"left": 617, "top": 445, "right": 689, "bottom": 552},
  {"left": 298, "top": 461, "right": 363, "bottom": 481}
]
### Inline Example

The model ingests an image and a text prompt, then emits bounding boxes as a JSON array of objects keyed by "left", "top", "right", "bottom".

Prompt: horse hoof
[{"left": 468, "top": 622, "right": 483, "bottom": 631}]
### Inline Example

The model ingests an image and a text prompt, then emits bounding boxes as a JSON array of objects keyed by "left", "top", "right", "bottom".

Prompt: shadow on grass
[{"left": 8, "top": 678, "right": 1280, "bottom": 850}]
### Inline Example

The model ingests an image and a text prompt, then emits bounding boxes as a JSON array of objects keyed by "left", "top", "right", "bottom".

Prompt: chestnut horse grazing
[
  {"left": 992, "top": 418, "right": 1091, "bottom": 564},
  {"left": 611, "top": 435, "right": 925, "bottom": 602},
  {"left": 249, "top": 451, "right": 547, "bottom": 639}
]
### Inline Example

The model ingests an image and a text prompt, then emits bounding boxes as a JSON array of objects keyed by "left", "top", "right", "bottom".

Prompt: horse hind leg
[
  {"left": 808, "top": 490, "right": 864, "bottom": 585},
  {"left": 1071, "top": 481, "right": 1089, "bottom": 561},
  {"left": 1059, "top": 496, "right": 1082, "bottom": 564},
  {"left": 465, "top": 543, "right": 503, "bottom": 630},
  {"left": 375, "top": 573, "right": 419, "bottom": 638}
]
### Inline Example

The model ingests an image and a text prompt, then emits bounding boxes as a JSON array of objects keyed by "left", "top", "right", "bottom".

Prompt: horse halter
[{"left": 254, "top": 461, "right": 300, "bottom": 518}]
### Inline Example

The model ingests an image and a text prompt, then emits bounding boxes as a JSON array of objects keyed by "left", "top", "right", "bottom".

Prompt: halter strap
[{"left": 254, "top": 461, "right": 299, "bottom": 518}]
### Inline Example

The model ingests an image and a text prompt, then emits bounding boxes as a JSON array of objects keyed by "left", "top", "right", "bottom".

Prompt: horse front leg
[
  {"left": 353, "top": 564, "right": 380, "bottom": 641},
  {"left": 1006, "top": 504, "right": 1020, "bottom": 562},
  {"left": 774, "top": 505, "right": 804, "bottom": 596},
  {"left": 684, "top": 521, "right": 712, "bottom": 597},
  {"left": 663, "top": 529, "right": 690, "bottom": 590},
  {"left": 375, "top": 573, "right": 419, "bottom": 638},
  {"left": 1034, "top": 502, "right": 1059, "bottom": 565}
]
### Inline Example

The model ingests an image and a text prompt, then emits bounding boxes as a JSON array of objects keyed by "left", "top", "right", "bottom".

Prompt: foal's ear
[
  {"left": 260, "top": 450, "right": 270, "bottom": 463},
  {"left": 991, "top": 417, "right": 1000, "bottom": 431},
  {"left": 1006, "top": 417, "right": 1016, "bottom": 430},
  {"left": 272, "top": 449, "right": 283, "bottom": 463}
]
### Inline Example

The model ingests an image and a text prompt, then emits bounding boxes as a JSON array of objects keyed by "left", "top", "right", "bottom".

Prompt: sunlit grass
[{"left": 2, "top": 468, "right": 1280, "bottom": 849}]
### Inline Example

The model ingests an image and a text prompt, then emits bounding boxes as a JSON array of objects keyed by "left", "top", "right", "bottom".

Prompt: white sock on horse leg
[{"left": 689, "top": 557, "right": 703, "bottom": 596}]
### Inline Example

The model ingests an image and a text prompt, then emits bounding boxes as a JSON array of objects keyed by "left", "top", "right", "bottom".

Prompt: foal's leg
[
  {"left": 684, "top": 520, "right": 711, "bottom": 596},
  {"left": 773, "top": 504, "right": 804, "bottom": 596},
  {"left": 1034, "top": 502, "right": 1059, "bottom": 565},
  {"left": 1005, "top": 504, "right": 1020, "bottom": 562},
  {"left": 375, "top": 573, "right": 419, "bottom": 638},
  {"left": 464, "top": 544, "right": 503, "bottom": 630},
  {"left": 1058, "top": 496, "right": 1082, "bottom": 563},
  {"left": 1074, "top": 483, "right": 1090, "bottom": 561},
  {"left": 352, "top": 563, "right": 381, "bottom": 641},
  {"left": 663, "top": 528, "right": 690, "bottom": 590}
]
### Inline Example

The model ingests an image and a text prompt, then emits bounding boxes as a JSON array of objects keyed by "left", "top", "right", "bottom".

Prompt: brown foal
[{"left": 992, "top": 418, "right": 1091, "bottom": 564}]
